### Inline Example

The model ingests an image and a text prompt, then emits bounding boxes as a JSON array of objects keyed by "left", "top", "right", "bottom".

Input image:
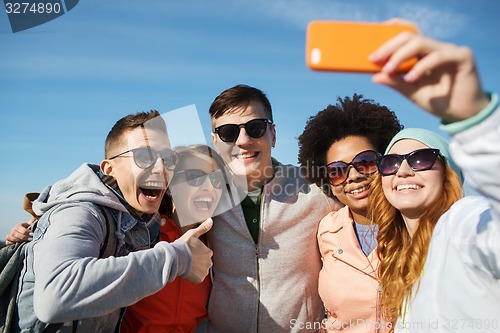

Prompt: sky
[{"left": 1, "top": 0, "right": 499, "bottom": 239}]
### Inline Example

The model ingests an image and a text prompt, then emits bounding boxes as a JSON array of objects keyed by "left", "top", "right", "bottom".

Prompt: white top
[{"left": 395, "top": 100, "right": 500, "bottom": 332}]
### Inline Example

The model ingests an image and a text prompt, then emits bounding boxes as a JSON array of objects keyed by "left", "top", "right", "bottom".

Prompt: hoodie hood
[{"left": 32, "top": 163, "right": 127, "bottom": 216}]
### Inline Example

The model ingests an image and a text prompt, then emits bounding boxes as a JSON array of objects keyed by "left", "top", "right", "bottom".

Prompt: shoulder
[
  {"left": 269, "top": 160, "right": 312, "bottom": 192},
  {"left": 446, "top": 195, "right": 489, "bottom": 218},
  {"left": 40, "top": 202, "right": 109, "bottom": 235},
  {"left": 51, "top": 202, "right": 107, "bottom": 219},
  {"left": 271, "top": 159, "right": 320, "bottom": 190},
  {"left": 272, "top": 160, "right": 305, "bottom": 181},
  {"left": 319, "top": 207, "right": 351, "bottom": 233},
  {"left": 435, "top": 195, "right": 490, "bottom": 238}
]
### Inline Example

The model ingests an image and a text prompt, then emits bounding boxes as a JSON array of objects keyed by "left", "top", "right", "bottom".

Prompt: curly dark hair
[{"left": 298, "top": 94, "right": 403, "bottom": 196}]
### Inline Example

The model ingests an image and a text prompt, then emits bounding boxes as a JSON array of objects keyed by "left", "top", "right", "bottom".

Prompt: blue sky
[{"left": 1, "top": 0, "right": 499, "bottom": 238}]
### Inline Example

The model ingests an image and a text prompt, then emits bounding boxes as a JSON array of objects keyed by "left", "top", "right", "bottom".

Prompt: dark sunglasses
[
  {"left": 377, "top": 148, "right": 440, "bottom": 176},
  {"left": 175, "top": 169, "right": 224, "bottom": 189},
  {"left": 326, "top": 150, "right": 380, "bottom": 186},
  {"left": 109, "top": 147, "right": 178, "bottom": 170},
  {"left": 214, "top": 118, "right": 273, "bottom": 143}
]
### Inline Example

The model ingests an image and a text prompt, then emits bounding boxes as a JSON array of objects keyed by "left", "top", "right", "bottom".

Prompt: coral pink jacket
[{"left": 317, "top": 206, "right": 390, "bottom": 332}]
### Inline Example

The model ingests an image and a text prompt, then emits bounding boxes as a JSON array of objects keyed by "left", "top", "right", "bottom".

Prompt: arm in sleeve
[
  {"left": 33, "top": 205, "right": 191, "bottom": 323},
  {"left": 445, "top": 97, "right": 500, "bottom": 278}
]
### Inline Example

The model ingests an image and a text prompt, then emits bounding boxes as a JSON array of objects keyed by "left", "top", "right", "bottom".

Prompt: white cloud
[
  {"left": 232, "top": 0, "right": 469, "bottom": 38},
  {"left": 231, "top": 0, "right": 375, "bottom": 27},
  {"left": 392, "top": 3, "right": 469, "bottom": 38}
]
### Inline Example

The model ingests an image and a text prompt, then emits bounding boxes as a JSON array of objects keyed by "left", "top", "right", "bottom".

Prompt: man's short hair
[
  {"left": 104, "top": 110, "right": 167, "bottom": 158},
  {"left": 209, "top": 84, "right": 273, "bottom": 122}
]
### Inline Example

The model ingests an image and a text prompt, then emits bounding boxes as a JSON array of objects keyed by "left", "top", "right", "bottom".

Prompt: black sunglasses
[
  {"left": 109, "top": 147, "right": 178, "bottom": 170},
  {"left": 377, "top": 148, "right": 441, "bottom": 176},
  {"left": 326, "top": 150, "right": 380, "bottom": 186},
  {"left": 214, "top": 118, "right": 273, "bottom": 143},
  {"left": 175, "top": 169, "right": 224, "bottom": 189}
]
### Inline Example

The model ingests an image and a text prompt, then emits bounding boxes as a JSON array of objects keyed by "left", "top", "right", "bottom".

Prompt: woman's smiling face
[
  {"left": 169, "top": 154, "right": 223, "bottom": 227},
  {"left": 326, "top": 135, "right": 378, "bottom": 219},
  {"left": 381, "top": 139, "right": 445, "bottom": 220}
]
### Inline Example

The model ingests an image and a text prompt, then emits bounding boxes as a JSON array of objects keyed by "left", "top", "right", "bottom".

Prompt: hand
[
  {"left": 369, "top": 29, "right": 490, "bottom": 122},
  {"left": 5, "top": 217, "right": 36, "bottom": 245},
  {"left": 178, "top": 218, "right": 213, "bottom": 284}
]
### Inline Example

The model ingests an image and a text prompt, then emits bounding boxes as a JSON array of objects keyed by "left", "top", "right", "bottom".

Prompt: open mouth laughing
[
  {"left": 140, "top": 181, "right": 166, "bottom": 200},
  {"left": 193, "top": 196, "right": 215, "bottom": 211}
]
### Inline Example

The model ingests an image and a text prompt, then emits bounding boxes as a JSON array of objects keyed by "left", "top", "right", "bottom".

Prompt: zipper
[
  {"left": 255, "top": 244, "right": 260, "bottom": 333},
  {"left": 255, "top": 187, "right": 264, "bottom": 333}
]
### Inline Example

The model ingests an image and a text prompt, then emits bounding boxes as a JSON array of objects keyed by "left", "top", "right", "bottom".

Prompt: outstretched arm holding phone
[{"left": 369, "top": 23, "right": 500, "bottom": 333}]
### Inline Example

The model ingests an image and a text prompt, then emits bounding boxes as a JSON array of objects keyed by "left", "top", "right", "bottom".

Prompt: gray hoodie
[
  {"left": 16, "top": 163, "right": 191, "bottom": 333},
  {"left": 207, "top": 160, "right": 340, "bottom": 333}
]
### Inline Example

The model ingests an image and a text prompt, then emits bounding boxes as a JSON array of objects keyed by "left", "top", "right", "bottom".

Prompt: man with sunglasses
[
  {"left": 206, "top": 84, "right": 340, "bottom": 333},
  {"left": 15, "top": 110, "right": 213, "bottom": 332}
]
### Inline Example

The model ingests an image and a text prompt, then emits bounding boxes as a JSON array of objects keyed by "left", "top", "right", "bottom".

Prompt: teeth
[
  {"left": 145, "top": 194, "right": 158, "bottom": 200},
  {"left": 194, "top": 197, "right": 213, "bottom": 203},
  {"left": 141, "top": 181, "right": 166, "bottom": 189},
  {"left": 397, "top": 184, "right": 421, "bottom": 191},
  {"left": 194, "top": 197, "right": 213, "bottom": 211},
  {"left": 348, "top": 186, "right": 367, "bottom": 195},
  {"left": 237, "top": 152, "right": 257, "bottom": 159}
]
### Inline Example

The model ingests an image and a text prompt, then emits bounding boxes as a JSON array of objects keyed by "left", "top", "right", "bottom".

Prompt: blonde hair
[{"left": 370, "top": 162, "right": 463, "bottom": 329}]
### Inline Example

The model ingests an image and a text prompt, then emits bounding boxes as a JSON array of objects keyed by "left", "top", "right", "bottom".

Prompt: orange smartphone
[{"left": 306, "top": 20, "right": 418, "bottom": 73}]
